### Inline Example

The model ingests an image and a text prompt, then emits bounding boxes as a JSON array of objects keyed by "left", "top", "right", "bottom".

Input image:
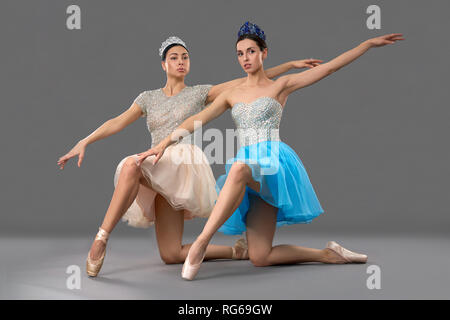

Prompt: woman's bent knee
[
  {"left": 228, "top": 162, "right": 251, "bottom": 183},
  {"left": 123, "top": 156, "right": 140, "bottom": 168},
  {"left": 249, "top": 254, "right": 270, "bottom": 267},
  {"left": 121, "top": 157, "right": 141, "bottom": 177},
  {"left": 160, "top": 251, "right": 183, "bottom": 265}
]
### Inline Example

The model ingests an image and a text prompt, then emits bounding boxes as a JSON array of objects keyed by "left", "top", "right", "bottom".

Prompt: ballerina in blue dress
[{"left": 138, "top": 22, "right": 404, "bottom": 280}]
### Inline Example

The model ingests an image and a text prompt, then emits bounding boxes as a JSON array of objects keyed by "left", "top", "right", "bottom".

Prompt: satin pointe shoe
[
  {"left": 181, "top": 247, "right": 206, "bottom": 281},
  {"left": 326, "top": 241, "right": 368, "bottom": 264},
  {"left": 232, "top": 237, "right": 249, "bottom": 260},
  {"left": 86, "top": 227, "right": 110, "bottom": 277}
]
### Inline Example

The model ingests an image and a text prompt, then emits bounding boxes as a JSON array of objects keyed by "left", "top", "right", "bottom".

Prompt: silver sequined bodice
[
  {"left": 134, "top": 84, "right": 212, "bottom": 147},
  {"left": 231, "top": 96, "right": 283, "bottom": 147}
]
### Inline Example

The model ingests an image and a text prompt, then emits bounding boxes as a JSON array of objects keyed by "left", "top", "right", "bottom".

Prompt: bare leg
[
  {"left": 186, "top": 161, "right": 346, "bottom": 267},
  {"left": 89, "top": 157, "right": 152, "bottom": 260},
  {"left": 245, "top": 195, "right": 343, "bottom": 266},
  {"left": 154, "top": 194, "right": 241, "bottom": 264},
  {"left": 90, "top": 156, "right": 246, "bottom": 262},
  {"left": 187, "top": 162, "right": 260, "bottom": 265}
]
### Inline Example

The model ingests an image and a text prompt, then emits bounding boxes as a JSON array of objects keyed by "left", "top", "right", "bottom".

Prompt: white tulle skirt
[{"left": 113, "top": 143, "right": 218, "bottom": 228}]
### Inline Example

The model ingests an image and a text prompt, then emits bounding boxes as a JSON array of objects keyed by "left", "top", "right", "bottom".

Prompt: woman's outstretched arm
[
  {"left": 205, "top": 59, "right": 322, "bottom": 104},
  {"left": 57, "top": 103, "right": 143, "bottom": 169},
  {"left": 136, "top": 91, "right": 231, "bottom": 165},
  {"left": 277, "top": 33, "right": 404, "bottom": 97}
]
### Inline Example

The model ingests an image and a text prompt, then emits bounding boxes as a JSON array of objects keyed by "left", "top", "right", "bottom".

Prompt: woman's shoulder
[
  {"left": 217, "top": 85, "right": 244, "bottom": 107},
  {"left": 140, "top": 88, "right": 161, "bottom": 95},
  {"left": 188, "top": 84, "right": 214, "bottom": 105},
  {"left": 133, "top": 88, "right": 161, "bottom": 106},
  {"left": 136, "top": 88, "right": 162, "bottom": 100},
  {"left": 191, "top": 84, "right": 213, "bottom": 91}
]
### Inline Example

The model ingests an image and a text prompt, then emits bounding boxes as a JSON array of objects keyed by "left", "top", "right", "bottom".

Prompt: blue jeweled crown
[{"left": 237, "top": 21, "right": 266, "bottom": 41}]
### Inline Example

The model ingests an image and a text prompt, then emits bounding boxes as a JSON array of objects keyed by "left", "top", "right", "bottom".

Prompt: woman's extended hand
[
  {"left": 57, "top": 140, "right": 88, "bottom": 169},
  {"left": 136, "top": 142, "right": 167, "bottom": 166},
  {"left": 291, "top": 59, "right": 323, "bottom": 69},
  {"left": 366, "top": 33, "right": 404, "bottom": 48}
]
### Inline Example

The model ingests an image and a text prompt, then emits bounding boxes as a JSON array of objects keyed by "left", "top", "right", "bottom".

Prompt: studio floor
[{"left": 1, "top": 232, "right": 449, "bottom": 299}]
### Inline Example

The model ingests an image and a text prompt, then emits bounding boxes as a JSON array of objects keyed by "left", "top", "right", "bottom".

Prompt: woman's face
[
  {"left": 161, "top": 45, "right": 190, "bottom": 78},
  {"left": 236, "top": 38, "right": 267, "bottom": 73}
]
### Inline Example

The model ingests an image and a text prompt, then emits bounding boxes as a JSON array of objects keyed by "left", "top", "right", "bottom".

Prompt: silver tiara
[{"left": 158, "top": 36, "right": 187, "bottom": 57}]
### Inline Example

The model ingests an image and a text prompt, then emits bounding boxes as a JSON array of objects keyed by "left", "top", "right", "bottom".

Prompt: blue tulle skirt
[{"left": 215, "top": 140, "right": 325, "bottom": 235}]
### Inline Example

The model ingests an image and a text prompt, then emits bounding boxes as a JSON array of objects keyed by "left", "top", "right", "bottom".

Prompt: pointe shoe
[
  {"left": 86, "top": 227, "right": 110, "bottom": 277},
  {"left": 181, "top": 247, "right": 206, "bottom": 281},
  {"left": 326, "top": 241, "right": 368, "bottom": 264},
  {"left": 232, "top": 237, "right": 248, "bottom": 260}
]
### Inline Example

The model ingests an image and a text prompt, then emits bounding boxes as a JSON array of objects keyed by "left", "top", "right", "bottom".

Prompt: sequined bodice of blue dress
[
  {"left": 216, "top": 96, "right": 325, "bottom": 235},
  {"left": 231, "top": 96, "right": 282, "bottom": 147}
]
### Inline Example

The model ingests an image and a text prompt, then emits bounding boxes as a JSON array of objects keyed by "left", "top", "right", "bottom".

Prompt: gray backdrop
[{"left": 1, "top": 0, "right": 448, "bottom": 237}]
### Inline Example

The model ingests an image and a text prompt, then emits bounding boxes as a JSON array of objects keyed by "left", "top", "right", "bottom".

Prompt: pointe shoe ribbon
[
  {"left": 181, "top": 249, "right": 206, "bottom": 281},
  {"left": 232, "top": 237, "right": 248, "bottom": 260},
  {"left": 326, "top": 241, "right": 368, "bottom": 263},
  {"left": 86, "top": 227, "right": 110, "bottom": 277}
]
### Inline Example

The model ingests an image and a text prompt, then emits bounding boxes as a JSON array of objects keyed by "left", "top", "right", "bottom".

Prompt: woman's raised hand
[
  {"left": 136, "top": 142, "right": 166, "bottom": 166},
  {"left": 57, "top": 140, "right": 88, "bottom": 170},
  {"left": 291, "top": 59, "right": 323, "bottom": 69},
  {"left": 367, "top": 33, "right": 404, "bottom": 48}
]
